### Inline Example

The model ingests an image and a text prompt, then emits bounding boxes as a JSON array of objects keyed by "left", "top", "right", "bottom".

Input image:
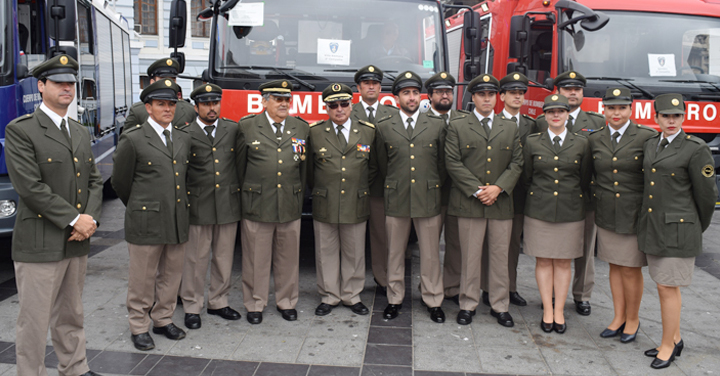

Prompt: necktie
[
  {"left": 337, "top": 124, "right": 347, "bottom": 148},
  {"left": 510, "top": 116, "right": 518, "bottom": 125},
  {"left": 657, "top": 138, "right": 669, "bottom": 153},
  {"left": 59, "top": 119, "right": 71, "bottom": 146},
  {"left": 567, "top": 114, "right": 575, "bottom": 132},
  {"left": 481, "top": 118, "right": 491, "bottom": 137},
  {"left": 406, "top": 118, "right": 414, "bottom": 138},
  {"left": 553, "top": 136, "right": 562, "bottom": 153},
  {"left": 367, "top": 107, "right": 375, "bottom": 123},
  {"left": 273, "top": 122, "right": 283, "bottom": 139},
  {"left": 163, "top": 129, "right": 173, "bottom": 155},
  {"left": 204, "top": 125, "right": 215, "bottom": 143},
  {"left": 441, "top": 113, "right": 449, "bottom": 124},
  {"left": 611, "top": 131, "right": 620, "bottom": 150}
]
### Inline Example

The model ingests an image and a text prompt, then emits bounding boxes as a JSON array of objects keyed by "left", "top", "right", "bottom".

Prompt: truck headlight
[{"left": 0, "top": 200, "right": 17, "bottom": 218}]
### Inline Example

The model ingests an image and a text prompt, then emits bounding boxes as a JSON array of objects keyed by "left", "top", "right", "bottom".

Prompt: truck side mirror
[
  {"left": 171, "top": 52, "right": 186, "bottom": 74},
  {"left": 462, "top": 10, "right": 482, "bottom": 78},
  {"left": 169, "top": 0, "right": 187, "bottom": 48},
  {"left": 46, "top": 0, "right": 76, "bottom": 41},
  {"left": 508, "top": 15, "right": 526, "bottom": 59}
]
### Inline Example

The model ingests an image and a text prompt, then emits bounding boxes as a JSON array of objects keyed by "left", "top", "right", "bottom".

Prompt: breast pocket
[
  {"left": 665, "top": 212, "right": 698, "bottom": 249},
  {"left": 312, "top": 187, "right": 328, "bottom": 220},
  {"left": 384, "top": 180, "right": 398, "bottom": 212},
  {"left": 129, "top": 201, "right": 161, "bottom": 238},
  {"left": 242, "top": 183, "right": 262, "bottom": 216},
  {"left": 357, "top": 189, "right": 370, "bottom": 218}
]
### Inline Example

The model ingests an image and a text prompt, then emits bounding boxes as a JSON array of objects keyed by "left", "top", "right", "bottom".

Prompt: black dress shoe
[
  {"left": 456, "top": 310, "right": 476, "bottom": 325},
  {"left": 509, "top": 292, "right": 527, "bottom": 306},
  {"left": 383, "top": 304, "right": 402, "bottom": 320},
  {"left": 645, "top": 339, "right": 683, "bottom": 358},
  {"left": 315, "top": 303, "right": 337, "bottom": 316},
  {"left": 152, "top": 323, "right": 186, "bottom": 340},
  {"left": 574, "top": 300, "right": 591, "bottom": 316},
  {"left": 428, "top": 307, "right": 445, "bottom": 323},
  {"left": 131, "top": 332, "right": 155, "bottom": 351},
  {"left": 554, "top": 322, "right": 567, "bottom": 334},
  {"left": 184, "top": 313, "right": 201, "bottom": 329},
  {"left": 277, "top": 307, "right": 298, "bottom": 321},
  {"left": 540, "top": 320, "right": 553, "bottom": 333},
  {"left": 247, "top": 312, "right": 263, "bottom": 324},
  {"left": 482, "top": 291, "right": 490, "bottom": 307},
  {"left": 208, "top": 306, "right": 242, "bottom": 320},
  {"left": 600, "top": 322, "right": 625, "bottom": 338},
  {"left": 445, "top": 295, "right": 459, "bottom": 306},
  {"left": 490, "top": 309, "right": 514, "bottom": 327},
  {"left": 620, "top": 322, "right": 640, "bottom": 343},
  {"left": 80, "top": 371, "right": 102, "bottom": 376},
  {"left": 344, "top": 302, "right": 370, "bottom": 315},
  {"left": 650, "top": 345, "right": 678, "bottom": 369}
]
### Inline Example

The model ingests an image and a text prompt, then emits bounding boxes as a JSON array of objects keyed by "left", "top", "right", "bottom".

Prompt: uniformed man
[
  {"left": 124, "top": 58, "right": 195, "bottom": 129},
  {"left": 308, "top": 83, "right": 375, "bottom": 316},
  {"left": 237, "top": 80, "right": 310, "bottom": 324},
  {"left": 482, "top": 72, "right": 537, "bottom": 307},
  {"left": 112, "top": 79, "right": 192, "bottom": 351},
  {"left": 5, "top": 55, "right": 103, "bottom": 376},
  {"left": 351, "top": 65, "right": 397, "bottom": 293},
  {"left": 445, "top": 74, "right": 523, "bottom": 327},
  {"left": 375, "top": 71, "right": 447, "bottom": 323},
  {"left": 536, "top": 71, "right": 603, "bottom": 316},
  {"left": 424, "top": 71, "right": 463, "bottom": 304},
  {"left": 179, "top": 84, "right": 242, "bottom": 330}
]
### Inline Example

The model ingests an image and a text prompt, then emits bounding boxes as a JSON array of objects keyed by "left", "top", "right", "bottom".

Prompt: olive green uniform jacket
[
  {"left": 124, "top": 100, "right": 196, "bottom": 129},
  {"left": 522, "top": 131, "right": 592, "bottom": 223},
  {"left": 638, "top": 131, "right": 717, "bottom": 258},
  {"left": 588, "top": 123, "right": 657, "bottom": 234},
  {"left": 504, "top": 113, "right": 538, "bottom": 214},
  {"left": 439, "top": 109, "right": 470, "bottom": 206},
  {"left": 111, "top": 122, "right": 192, "bottom": 245},
  {"left": 352, "top": 102, "right": 397, "bottom": 197},
  {"left": 6, "top": 109, "right": 103, "bottom": 263},
  {"left": 183, "top": 118, "right": 242, "bottom": 225},
  {"left": 237, "top": 113, "right": 309, "bottom": 223},
  {"left": 307, "top": 118, "right": 375, "bottom": 224},
  {"left": 445, "top": 113, "right": 523, "bottom": 219},
  {"left": 374, "top": 112, "right": 446, "bottom": 218}
]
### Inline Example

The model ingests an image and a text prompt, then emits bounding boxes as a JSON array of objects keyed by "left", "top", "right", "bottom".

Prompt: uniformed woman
[
  {"left": 589, "top": 88, "right": 657, "bottom": 343},
  {"left": 637, "top": 94, "right": 717, "bottom": 369},
  {"left": 522, "top": 94, "right": 591, "bottom": 334}
]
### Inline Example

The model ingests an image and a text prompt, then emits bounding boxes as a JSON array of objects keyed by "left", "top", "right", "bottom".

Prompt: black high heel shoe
[
  {"left": 600, "top": 322, "right": 625, "bottom": 338},
  {"left": 540, "top": 320, "right": 553, "bottom": 333},
  {"left": 620, "top": 322, "right": 640, "bottom": 343},
  {"left": 645, "top": 339, "right": 683, "bottom": 358},
  {"left": 650, "top": 342, "right": 680, "bottom": 369},
  {"left": 553, "top": 321, "right": 567, "bottom": 334}
]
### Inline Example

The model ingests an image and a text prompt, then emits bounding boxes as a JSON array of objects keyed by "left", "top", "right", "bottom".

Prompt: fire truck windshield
[
  {"left": 212, "top": 0, "right": 445, "bottom": 84},
  {"left": 561, "top": 11, "right": 720, "bottom": 85}
]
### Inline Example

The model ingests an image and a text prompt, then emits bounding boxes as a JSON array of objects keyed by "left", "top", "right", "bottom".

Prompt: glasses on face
[
  {"left": 434, "top": 90, "right": 453, "bottom": 97},
  {"left": 272, "top": 96, "right": 292, "bottom": 103},
  {"left": 327, "top": 101, "right": 351, "bottom": 110}
]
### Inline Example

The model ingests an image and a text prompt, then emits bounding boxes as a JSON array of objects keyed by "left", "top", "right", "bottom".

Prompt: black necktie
[
  {"left": 481, "top": 118, "right": 491, "bottom": 137},
  {"left": 657, "top": 138, "right": 669, "bottom": 154},
  {"left": 553, "top": 136, "right": 562, "bottom": 153},
  {"left": 273, "top": 122, "right": 283, "bottom": 139},
  {"left": 337, "top": 124, "right": 347, "bottom": 148},
  {"left": 367, "top": 107, "right": 375, "bottom": 123},
  {"left": 406, "top": 118, "right": 414, "bottom": 138},
  {"left": 60, "top": 119, "right": 71, "bottom": 146},
  {"left": 510, "top": 116, "right": 518, "bottom": 125},
  {"left": 441, "top": 113, "right": 449, "bottom": 124},
  {"left": 204, "top": 125, "right": 215, "bottom": 143},
  {"left": 163, "top": 129, "right": 173, "bottom": 155},
  {"left": 611, "top": 132, "right": 620, "bottom": 150},
  {"left": 567, "top": 114, "right": 575, "bottom": 133}
]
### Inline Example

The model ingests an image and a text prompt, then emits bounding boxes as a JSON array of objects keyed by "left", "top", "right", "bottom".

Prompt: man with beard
[
  {"left": 374, "top": 71, "right": 447, "bottom": 323},
  {"left": 536, "top": 71, "right": 604, "bottom": 316},
  {"left": 179, "top": 83, "right": 242, "bottom": 329}
]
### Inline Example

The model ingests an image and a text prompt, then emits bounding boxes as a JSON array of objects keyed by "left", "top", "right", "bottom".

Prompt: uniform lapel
[
  {"left": 213, "top": 121, "right": 228, "bottom": 145},
  {"left": 258, "top": 112, "right": 280, "bottom": 143},
  {"left": 351, "top": 103, "right": 369, "bottom": 122},
  {"left": 488, "top": 115, "right": 506, "bottom": 142},
  {"left": 70, "top": 121, "right": 84, "bottom": 154},
  {"left": 37, "top": 110, "right": 72, "bottom": 150},
  {"left": 558, "top": 132, "right": 577, "bottom": 154},
  {"left": 390, "top": 116, "right": 411, "bottom": 141},
  {"left": 599, "top": 126, "right": 612, "bottom": 152},
  {"left": 172, "top": 129, "right": 186, "bottom": 159},
  {"left": 653, "top": 131, "right": 682, "bottom": 164},
  {"left": 468, "top": 114, "right": 488, "bottom": 140},
  {"left": 410, "top": 113, "right": 429, "bottom": 140},
  {"left": 613, "top": 122, "right": 636, "bottom": 154},
  {"left": 345, "top": 122, "right": 361, "bottom": 153},
  {"left": 518, "top": 116, "right": 531, "bottom": 141},
  {"left": 144, "top": 123, "right": 172, "bottom": 158},
  {"left": 279, "top": 119, "right": 297, "bottom": 147},
  {"left": 539, "top": 132, "right": 557, "bottom": 154},
  {"left": 190, "top": 121, "right": 213, "bottom": 146},
  {"left": 324, "top": 123, "right": 344, "bottom": 152}
]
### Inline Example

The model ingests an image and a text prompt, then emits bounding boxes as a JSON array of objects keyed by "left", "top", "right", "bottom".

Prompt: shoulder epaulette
[
  {"left": 309, "top": 120, "right": 323, "bottom": 128},
  {"left": 68, "top": 117, "right": 82, "bottom": 126},
  {"left": 381, "top": 103, "right": 398, "bottom": 110},
  {"left": 456, "top": 109, "right": 471, "bottom": 115},
  {"left": 528, "top": 132, "right": 543, "bottom": 138},
  {"left": 377, "top": 115, "right": 393, "bottom": 123},
  {"left": 426, "top": 112, "right": 442, "bottom": 119},
  {"left": 685, "top": 134, "right": 705, "bottom": 145},
  {"left": 522, "top": 114, "right": 537, "bottom": 122},
  {"left": 173, "top": 124, "right": 189, "bottom": 133},
  {"left": 240, "top": 114, "right": 257, "bottom": 121},
  {"left": 586, "top": 111, "right": 604, "bottom": 118},
  {"left": 124, "top": 124, "right": 143, "bottom": 133},
  {"left": 636, "top": 124, "right": 657, "bottom": 133},
  {"left": 536, "top": 114, "right": 546, "bottom": 120},
  {"left": 451, "top": 113, "right": 467, "bottom": 120},
  {"left": 359, "top": 119, "right": 375, "bottom": 129},
  {"left": 293, "top": 116, "right": 309, "bottom": 124},
  {"left": 16, "top": 113, "right": 34, "bottom": 122},
  {"left": 589, "top": 126, "right": 605, "bottom": 134}
]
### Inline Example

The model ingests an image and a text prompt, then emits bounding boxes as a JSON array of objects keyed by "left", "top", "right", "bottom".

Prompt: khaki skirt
[
  {"left": 646, "top": 254, "right": 695, "bottom": 287},
  {"left": 597, "top": 227, "right": 647, "bottom": 267},
  {"left": 523, "top": 216, "right": 584, "bottom": 259}
]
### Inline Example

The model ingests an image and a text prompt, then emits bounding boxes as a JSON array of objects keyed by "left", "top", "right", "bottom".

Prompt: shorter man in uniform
[
  {"left": 180, "top": 84, "right": 242, "bottom": 329},
  {"left": 309, "top": 83, "right": 375, "bottom": 316},
  {"left": 6, "top": 54, "right": 103, "bottom": 376},
  {"left": 537, "top": 71, "right": 604, "bottom": 316},
  {"left": 351, "top": 65, "right": 397, "bottom": 294},
  {"left": 445, "top": 74, "right": 523, "bottom": 327},
  {"left": 424, "top": 71, "right": 463, "bottom": 304},
  {"left": 125, "top": 58, "right": 195, "bottom": 129},
  {"left": 112, "top": 79, "right": 192, "bottom": 350}
]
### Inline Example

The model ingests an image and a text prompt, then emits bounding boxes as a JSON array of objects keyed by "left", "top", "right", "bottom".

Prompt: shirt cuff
[{"left": 69, "top": 214, "right": 80, "bottom": 227}]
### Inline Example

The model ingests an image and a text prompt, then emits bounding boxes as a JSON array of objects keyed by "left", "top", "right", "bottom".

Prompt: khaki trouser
[
  {"left": 15, "top": 257, "right": 90, "bottom": 376},
  {"left": 572, "top": 210, "right": 597, "bottom": 301},
  {"left": 180, "top": 222, "right": 238, "bottom": 314},
  {"left": 127, "top": 242, "right": 186, "bottom": 334},
  {"left": 508, "top": 213, "right": 524, "bottom": 292},
  {"left": 369, "top": 197, "right": 388, "bottom": 287},
  {"left": 458, "top": 217, "right": 512, "bottom": 312},
  {"left": 314, "top": 221, "right": 366, "bottom": 305},
  {"left": 241, "top": 219, "right": 300, "bottom": 312},
  {"left": 440, "top": 206, "right": 461, "bottom": 297},
  {"left": 385, "top": 215, "right": 443, "bottom": 307}
]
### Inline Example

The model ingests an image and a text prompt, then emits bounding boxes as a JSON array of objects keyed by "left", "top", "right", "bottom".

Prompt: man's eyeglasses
[
  {"left": 272, "top": 96, "right": 292, "bottom": 103},
  {"left": 327, "top": 101, "right": 351, "bottom": 109},
  {"left": 433, "top": 90, "right": 453, "bottom": 97}
]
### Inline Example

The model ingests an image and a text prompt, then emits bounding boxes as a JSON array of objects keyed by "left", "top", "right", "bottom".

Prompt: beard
[{"left": 433, "top": 101, "right": 452, "bottom": 112}]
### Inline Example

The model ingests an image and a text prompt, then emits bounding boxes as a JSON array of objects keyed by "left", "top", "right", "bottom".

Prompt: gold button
[
  {"left": 580, "top": 194, "right": 583, "bottom": 198},
  {"left": 277, "top": 148, "right": 282, "bottom": 152},
  {"left": 649, "top": 195, "right": 653, "bottom": 199},
  {"left": 342, "top": 156, "right": 346, "bottom": 159},
  {"left": 554, "top": 180, "right": 559, "bottom": 184},
  {"left": 651, "top": 168, "right": 656, "bottom": 173},
  {"left": 530, "top": 192, "right": 534, "bottom": 195},
  {"left": 486, "top": 170, "right": 491, "bottom": 174},
  {"left": 341, "top": 190, "right": 345, "bottom": 194},
  {"left": 76, "top": 172, "right": 80, "bottom": 177},
  {"left": 554, "top": 167, "right": 558, "bottom": 172},
  {"left": 216, "top": 184, "right": 220, "bottom": 188},
  {"left": 410, "top": 155, "right": 415, "bottom": 159},
  {"left": 277, "top": 172, "right": 282, "bottom": 176},
  {"left": 148, "top": 162, "right": 152, "bottom": 165},
  {"left": 177, "top": 199, "right": 181, "bottom": 203},
  {"left": 76, "top": 203, "right": 81, "bottom": 209},
  {"left": 614, "top": 182, "right": 619, "bottom": 186},
  {"left": 342, "top": 167, "right": 346, "bottom": 171},
  {"left": 212, "top": 147, "right": 217, "bottom": 151},
  {"left": 89, "top": 158, "right": 92, "bottom": 162},
  {"left": 277, "top": 184, "right": 282, "bottom": 188},
  {"left": 616, "top": 193, "right": 620, "bottom": 198},
  {"left": 487, "top": 146, "right": 492, "bottom": 150},
  {"left": 142, "top": 206, "right": 147, "bottom": 210},
  {"left": 188, "top": 191, "right": 191, "bottom": 195},
  {"left": 410, "top": 143, "right": 415, "bottom": 148},
  {"left": 74, "top": 157, "right": 78, "bottom": 162},
  {"left": 538, "top": 156, "right": 542, "bottom": 160},
  {"left": 38, "top": 214, "right": 42, "bottom": 218},
  {"left": 680, "top": 219, "right": 684, "bottom": 223},
  {"left": 193, "top": 153, "right": 196, "bottom": 157},
  {"left": 173, "top": 160, "right": 177, "bottom": 164},
  {"left": 650, "top": 181, "right": 655, "bottom": 186},
  {"left": 216, "top": 172, "right": 220, "bottom": 175},
  {"left": 436, "top": 185, "right": 439, "bottom": 188},
  {"left": 215, "top": 159, "right": 219, "bottom": 163},
  {"left": 487, "top": 158, "right": 492, "bottom": 162},
  {"left": 554, "top": 156, "right": 559, "bottom": 160},
  {"left": 486, "top": 183, "right": 490, "bottom": 186},
  {"left": 635, "top": 156, "right": 638, "bottom": 160},
  {"left": 342, "top": 178, "right": 346, "bottom": 182},
  {"left": 176, "top": 185, "right": 180, "bottom": 190},
  {"left": 47, "top": 158, "right": 52, "bottom": 162},
  {"left": 279, "top": 160, "right": 283, "bottom": 164},
  {"left": 671, "top": 173, "right": 675, "bottom": 176},
  {"left": 613, "top": 169, "right": 618, "bottom": 174},
  {"left": 411, "top": 167, "right": 415, "bottom": 171},
  {"left": 613, "top": 157, "right": 618, "bottom": 161},
  {"left": 387, "top": 185, "right": 390, "bottom": 188},
  {"left": 553, "top": 191, "right": 558, "bottom": 196},
  {"left": 648, "top": 208, "right": 652, "bottom": 213},
  {"left": 429, "top": 144, "right": 433, "bottom": 147},
  {"left": 411, "top": 179, "right": 416, "bottom": 183},
  {"left": 175, "top": 172, "right": 179, "bottom": 176},
  {"left": 78, "top": 189, "right": 82, "bottom": 194}
]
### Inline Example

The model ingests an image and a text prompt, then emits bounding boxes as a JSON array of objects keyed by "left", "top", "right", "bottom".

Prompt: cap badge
[
  {"left": 60, "top": 56, "right": 68, "bottom": 65},
  {"left": 671, "top": 98, "right": 680, "bottom": 106},
  {"left": 282, "top": 81, "right": 288, "bottom": 88},
  {"left": 332, "top": 83, "right": 341, "bottom": 92},
  {"left": 613, "top": 89, "right": 621, "bottom": 96},
  {"left": 405, "top": 72, "right": 412, "bottom": 78},
  {"left": 551, "top": 95, "right": 559, "bottom": 101},
  {"left": 483, "top": 76, "right": 490, "bottom": 82},
  {"left": 441, "top": 72, "right": 447, "bottom": 79},
  {"left": 368, "top": 66, "right": 375, "bottom": 72},
  {"left": 513, "top": 73, "right": 520, "bottom": 80},
  {"left": 165, "top": 80, "right": 172, "bottom": 87},
  {"left": 205, "top": 85, "right": 212, "bottom": 92},
  {"left": 166, "top": 59, "right": 173, "bottom": 66},
  {"left": 569, "top": 72, "right": 577, "bottom": 79}
]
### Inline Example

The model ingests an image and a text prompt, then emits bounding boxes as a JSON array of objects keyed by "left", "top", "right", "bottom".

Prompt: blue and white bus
[{"left": 0, "top": 0, "right": 132, "bottom": 237}]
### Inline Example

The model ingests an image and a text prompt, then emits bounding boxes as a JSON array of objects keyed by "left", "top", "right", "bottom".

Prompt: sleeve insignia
[{"left": 702, "top": 165, "right": 715, "bottom": 178}]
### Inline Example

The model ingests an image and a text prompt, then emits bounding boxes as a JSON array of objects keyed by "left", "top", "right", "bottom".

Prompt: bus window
[
  {"left": 17, "top": 0, "right": 45, "bottom": 70},
  {"left": 78, "top": 3, "right": 98, "bottom": 132}
]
